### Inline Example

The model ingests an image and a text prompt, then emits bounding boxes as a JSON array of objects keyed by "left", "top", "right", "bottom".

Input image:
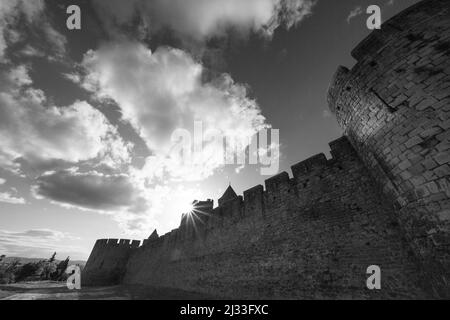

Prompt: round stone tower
[{"left": 328, "top": 0, "right": 450, "bottom": 297}]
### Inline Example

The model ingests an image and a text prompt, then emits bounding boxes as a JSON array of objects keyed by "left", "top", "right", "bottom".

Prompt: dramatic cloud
[
  {"left": 32, "top": 168, "right": 204, "bottom": 235},
  {"left": 18, "top": 45, "right": 45, "bottom": 58},
  {"left": 347, "top": 6, "right": 363, "bottom": 24},
  {"left": 0, "top": 0, "right": 65, "bottom": 60},
  {"left": 0, "top": 0, "right": 40, "bottom": 58},
  {"left": 32, "top": 169, "right": 152, "bottom": 234},
  {"left": 0, "top": 65, "right": 131, "bottom": 173},
  {"left": 53, "top": 41, "right": 276, "bottom": 235},
  {"left": 33, "top": 170, "right": 143, "bottom": 212},
  {"left": 0, "top": 191, "right": 25, "bottom": 205},
  {"left": 1, "top": 39, "right": 271, "bottom": 235},
  {"left": 0, "top": 229, "right": 86, "bottom": 259},
  {"left": 0, "top": 175, "right": 25, "bottom": 204},
  {"left": 1, "top": 1, "right": 296, "bottom": 238},
  {"left": 82, "top": 41, "right": 268, "bottom": 182},
  {"left": 92, "top": 0, "right": 316, "bottom": 39},
  {"left": 0, "top": 229, "right": 74, "bottom": 241}
]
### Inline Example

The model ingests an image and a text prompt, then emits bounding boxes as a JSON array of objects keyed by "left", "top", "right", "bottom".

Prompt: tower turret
[{"left": 327, "top": 0, "right": 450, "bottom": 297}]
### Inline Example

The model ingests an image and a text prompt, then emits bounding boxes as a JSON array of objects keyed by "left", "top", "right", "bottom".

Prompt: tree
[
  {"left": 5, "top": 259, "right": 19, "bottom": 273},
  {"left": 41, "top": 261, "right": 57, "bottom": 280},
  {"left": 48, "top": 252, "right": 57, "bottom": 263},
  {"left": 15, "top": 262, "right": 40, "bottom": 282},
  {"left": 53, "top": 256, "right": 70, "bottom": 281}
]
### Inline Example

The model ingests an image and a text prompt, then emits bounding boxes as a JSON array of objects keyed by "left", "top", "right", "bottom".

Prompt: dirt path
[{"left": 0, "top": 281, "right": 215, "bottom": 300}]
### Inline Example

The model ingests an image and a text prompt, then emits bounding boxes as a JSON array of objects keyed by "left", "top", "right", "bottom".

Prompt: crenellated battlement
[
  {"left": 95, "top": 238, "right": 141, "bottom": 248},
  {"left": 85, "top": 135, "right": 365, "bottom": 263},
  {"left": 82, "top": 237, "right": 141, "bottom": 286},
  {"left": 291, "top": 154, "right": 328, "bottom": 179},
  {"left": 264, "top": 172, "right": 290, "bottom": 194},
  {"left": 158, "top": 136, "right": 362, "bottom": 239}
]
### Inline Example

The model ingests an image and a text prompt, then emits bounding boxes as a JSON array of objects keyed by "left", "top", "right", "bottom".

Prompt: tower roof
[
  {"left": 148, "top": 229, "right": 159, "bottom": 240},
  {"left": 218, "top": 185, "right": 238, "bottom": 205}
]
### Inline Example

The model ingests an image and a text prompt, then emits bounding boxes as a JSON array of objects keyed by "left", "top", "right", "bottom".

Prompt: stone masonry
[{"left": 328, "top": 0, "right": 449, "bottom": 297}]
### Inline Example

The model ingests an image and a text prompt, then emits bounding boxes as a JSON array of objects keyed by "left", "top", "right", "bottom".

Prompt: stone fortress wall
[
  {"left": 82, "top": 0, "right": 449, "bottom": 299},
  {"left": 82, "top": 238, "right": 140, "bottom": 286},
  {"left": 83, "top": 137, "right": 427, "bottom": 299}
]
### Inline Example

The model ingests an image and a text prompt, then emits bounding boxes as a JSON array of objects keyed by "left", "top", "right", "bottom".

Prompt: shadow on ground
[{"left": 0, "top": 281, "right": 216, "bottom": 300}]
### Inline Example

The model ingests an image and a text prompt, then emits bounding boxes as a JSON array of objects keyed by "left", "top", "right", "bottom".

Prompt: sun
[{"left": 179, "top": 201, "right": 195, "bottom": 215}]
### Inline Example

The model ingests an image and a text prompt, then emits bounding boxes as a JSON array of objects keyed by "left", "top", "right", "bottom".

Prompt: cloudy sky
[{"left": 0, "top": 0, "right": 420, "bottom": 260}]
